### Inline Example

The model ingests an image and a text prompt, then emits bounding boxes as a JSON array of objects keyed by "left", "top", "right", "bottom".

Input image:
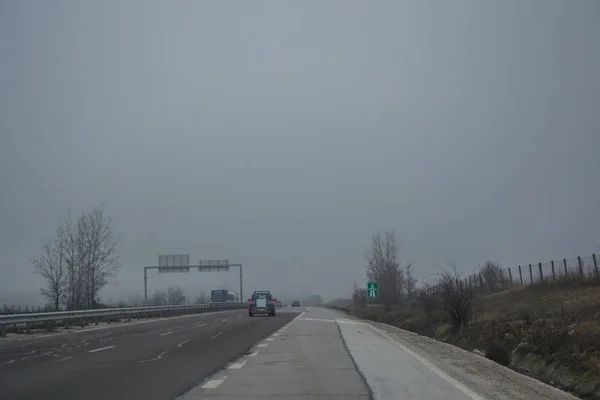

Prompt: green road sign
[{"left": 367, "top": 281, "right": 378, "bottom": 298}]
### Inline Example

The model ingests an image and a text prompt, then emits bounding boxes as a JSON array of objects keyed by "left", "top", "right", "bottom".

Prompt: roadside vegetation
[{"left": 340, "top": 230, "right": 600, "bottom": 400}]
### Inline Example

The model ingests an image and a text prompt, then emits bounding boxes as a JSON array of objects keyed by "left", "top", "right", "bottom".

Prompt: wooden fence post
[
  {"left": 508, "top": 267, "right": 513, "bottom": 285},
  {"left": 538, "top": 262, "right": 543, "bottom": 282},
  {"left": 563, "top": 258, "right": 568, "bottom": 276},
  {"left": 593, "top": 254, "right": 598, "bottom": 276},
  {"left": 551, "top": 260, "right": 556, "bottom": 280},
  {"left": 578, "top": 256, "right": 583, "bottom": 276},
  {"left": 529, "top": 264, "right": 533, "bottom": 284},
  {"left": 518, "top": 265, "right": 523, "bottom": 285}
]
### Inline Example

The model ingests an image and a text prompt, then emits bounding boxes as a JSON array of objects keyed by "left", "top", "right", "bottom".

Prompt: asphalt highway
[{"left": 0, "top": 308, "right": 299, "bottom": 400}]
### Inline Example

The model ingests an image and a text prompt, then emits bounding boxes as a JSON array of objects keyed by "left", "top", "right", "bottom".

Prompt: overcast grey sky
[{"left": 1, "top": 0, "right": 599, "bottom": 304}]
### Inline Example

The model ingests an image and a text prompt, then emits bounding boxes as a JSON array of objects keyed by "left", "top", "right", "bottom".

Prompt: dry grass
[{"left": 349, "top": 275, "right": 600, "bottom": 399}]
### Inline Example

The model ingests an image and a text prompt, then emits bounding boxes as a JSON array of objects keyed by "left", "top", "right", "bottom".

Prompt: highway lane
[{"left": 0, "top": 308, "right": 300, "bottom": 400}]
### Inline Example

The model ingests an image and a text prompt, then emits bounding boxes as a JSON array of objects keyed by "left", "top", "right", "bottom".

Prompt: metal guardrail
[{"left": 0, "top": 302, "right": 247, "bottom": 337}]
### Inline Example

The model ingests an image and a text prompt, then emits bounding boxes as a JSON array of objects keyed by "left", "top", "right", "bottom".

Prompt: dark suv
[
  {"left": 291, "top": 300, "right": 301, "bottom": 307},
  {"left": 249, "top": 291, "right": 277, "bottom": 317}
]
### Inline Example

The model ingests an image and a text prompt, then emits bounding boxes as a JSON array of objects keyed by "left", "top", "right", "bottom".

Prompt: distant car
[
  {"left": 291, "top": 300, "right": 301, "bottom": 307},
  {"left": 275, "top": 300, "right": 283, "bottom": 308},
  {"left": 249, "top": 291, "right": 277, "bottom": 317}
]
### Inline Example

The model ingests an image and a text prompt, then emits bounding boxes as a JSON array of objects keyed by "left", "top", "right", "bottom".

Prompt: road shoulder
[{"left": 179, "top": 308, "right": 371, "bottom": 400}]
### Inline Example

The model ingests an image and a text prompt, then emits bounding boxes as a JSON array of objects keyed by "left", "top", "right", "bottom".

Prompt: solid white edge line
[
  {"left": 368, "top": 324, "right": 486, "bottom": 400},
  {"left": 201, "top": 377, "right": 227, "bottom": 389},
  {"left": 257, "top": 343, "right": 268, "bottom": 347},
  {"left": 88, "top": 345, "right": 115, "bottom": 353}
]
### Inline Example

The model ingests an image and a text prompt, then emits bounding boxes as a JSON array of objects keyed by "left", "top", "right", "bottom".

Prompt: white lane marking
[
  {"left": 228, "top": 361, "right": 246, "bottom": 369},
  {"left": 195, "top": 323, "right": 207, "bottom": 328},
  {"left": 257, "top": 343, "right": 268, "bottom": 347},
  {"left": 221, "top": 319, "right": 229, "bottom": 322},
  {"left": 369, "top": 325, "right": 486, "bottom": 400},
  {"left": 265, "top": 337, "right": 274, "bottom": 341},
  {"left": 248, "top": 351, "right": 258, "bottom": 357},
  {"left": 22, "top": 351, "right": 53, "bottom": 360},
  {"left": 177, "top": 340, "right": 190, "bottom": 348},
  {"left": 201, "top": 377, "right": 227, "bottom": 389},
  {"left": 139, "top": 350, "right": 169, "bottom": 363},
  {"left": 335, "top": 319, "right": 363, "bottom": 325},
  {"left": 210, "top": 332, "right": 223, "bottom": 339},
  {"left": 273, "top": 333, "right": 280, "bottom": 336},
  {"left": 50, "top": 356, "right": 74, "bottom": 363},
  {"left": 160, "top": 331, "right": 174, "bottom": 336},
  {"left": 88, "top": 345, "right": 115, "bottom": 353},
  {"left": 0, "top": 349, "right": 35, "bottom": 359},
  {"left": 298, "top": 317, "right": 335, "bottom": 322}
]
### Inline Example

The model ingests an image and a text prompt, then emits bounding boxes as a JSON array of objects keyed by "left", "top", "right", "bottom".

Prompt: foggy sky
[{"left": 1, "top": 0, "right": 599, "bottom": 305}]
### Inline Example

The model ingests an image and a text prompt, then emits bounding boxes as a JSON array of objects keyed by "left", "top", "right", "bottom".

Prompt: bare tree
[
  {"left": 166, "top": 286, "right": 185, "bottom": 305},
  {"left": 352, "top": 283, "right": 367, "bottom": 308},
  {"left": 128, "top": 294, "right": 144, "bottom": 307},
  {"left": 405, "top": 262, "right": 417, "bottom": 299},
  {"left": 438, "top": 264, "right": 475, "bottom": 332},
  {"left": 480, "top": 261, "right": 502, "bottom": 292},
  {"left": 81, "top": 205, "right": 121, "bottom": 308},
  {"left": 365, "top": 230, "right": 404, "bottom": 305},
  {"left": 195, "top": 292, "right": 208, "bottom": 304},
  {"left": 33, "top": 206, "right": 121, "bottom": 311},
  {"left": 31, "top": 223, "right": 68, "bottom": 311},
  {"left": 150, "top": 289, "right": 168, "bottom": 306}
]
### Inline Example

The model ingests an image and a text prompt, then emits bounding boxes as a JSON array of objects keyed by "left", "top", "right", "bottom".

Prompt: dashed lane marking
[
  {"left": 88, "top": 345, "right": 115, "bottom": 353},
  {"left": 210, "top": 332, "right": 223, "bottom": 339},
  {"left": 201, "top": 377, "right": 227, "bottom": 389},
  {"left": 228, "top": 361, "right": 246, "bottom": 369},
  {"left": 160, "top": 331, "right": 174, "bottom": 336}
]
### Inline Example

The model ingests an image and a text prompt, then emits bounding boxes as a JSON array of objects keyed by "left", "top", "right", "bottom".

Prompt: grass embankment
[{"left": 346, "top": 277, "right": 600, "bottom": 399}]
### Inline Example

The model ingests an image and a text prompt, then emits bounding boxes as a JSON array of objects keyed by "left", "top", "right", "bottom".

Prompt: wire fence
[{"left": 423, "top": 253, "right": 600, "bottom": 296}]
